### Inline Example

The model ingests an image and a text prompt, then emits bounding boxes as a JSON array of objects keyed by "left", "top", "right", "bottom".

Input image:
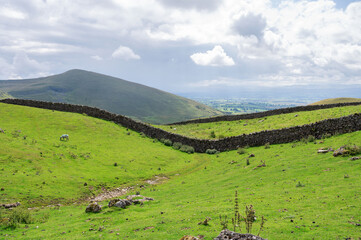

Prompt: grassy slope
[
  {"left": 1, "top": 104, "right": 361, "bottom": 239},
  {"left": 156, "top": 105, "right": 361, "bottom": 139},
  {"left": 0, "top": 69, "right": 222, "bottom": 124},
  {"left": 0, "top": 103, "right": 206, "bottom": 206},
  {"left": 310, "top": 98, "right": 361, "bottom": 105}
]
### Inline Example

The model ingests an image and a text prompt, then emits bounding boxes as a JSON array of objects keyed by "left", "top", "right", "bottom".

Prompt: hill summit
[
  {"left": 0, "top": 69, "right": 222, "bottom": 124},
  {"left": 310, "top": 97, "right": 361, "bottom": 105}
]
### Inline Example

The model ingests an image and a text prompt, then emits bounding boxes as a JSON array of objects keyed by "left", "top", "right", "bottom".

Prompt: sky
[{"left": 1, "top": 0, "right": 361, "bottom": 98}]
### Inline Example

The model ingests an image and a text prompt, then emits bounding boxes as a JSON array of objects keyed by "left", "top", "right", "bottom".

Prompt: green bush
[
  {"left": 307, "top": 135, "right": 315, "bottom": 142},
  {"left": 209, "top": 131, "right": 216, "bottom": 138},
  {"left": 172, "top": 142, "right": 183, "bottom": 150},
  {"left": 6, "top": 207, "right": 34, "bottom": 228},
  {"left": 160, "top": 139, "right": 172, "bottom": 146},
  {"left": 206, "top": 149, "right": 219, "bottom": 155},
  {"left": 237, "top": 147, "right": 246, "bottom": 155},
  {"left": 264, "top": 143, "right": 270, "bottom": 149},
  {"left": 322, "top": 133, "right": 332, "bottom": 139},
  {"left": 180, "top": 145, "right": 195, "bottom": 154},
  {"left": 296, "top": 181, "right": 305, "bottom": 187},
  {"left": 344, "top": 145, "right": 361, "bottom": 155}
]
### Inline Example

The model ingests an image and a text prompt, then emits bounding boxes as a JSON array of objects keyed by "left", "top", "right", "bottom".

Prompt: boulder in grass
[
  {"left": 214, "top": 230, "right": 267, "bottom": 240},
  {"left": 333, "top": 147, "right": 348, "bottom": 157},
  {"left": 85, "top": 202, "right": 102, "bottom": 213}
]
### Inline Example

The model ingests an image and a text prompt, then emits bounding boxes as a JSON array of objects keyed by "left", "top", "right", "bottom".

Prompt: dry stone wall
[
  {"left": 1, "top": 98, "right": 361, "bottom": 153},
  {"left": 170, "top": 102, "right": 361, "bottom": 125}
]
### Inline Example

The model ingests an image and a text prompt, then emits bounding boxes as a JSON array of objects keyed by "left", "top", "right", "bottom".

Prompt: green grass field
[
  {"left": 1, "top": 103, "right": 361, "bottom": 239},
  {"left": 310, "top": 98, "right": 361, "bottom": 105},
  {"left": 156, "top": 105, "right": 361, "bottom": 139}
]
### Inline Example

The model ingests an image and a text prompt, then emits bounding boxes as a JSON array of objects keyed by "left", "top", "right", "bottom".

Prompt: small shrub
[
  {"left": 246, "top": 158, "right": 250, "bottom": 166},
  {"left": 264, "top": 143, "right": 270, "bottom": 149},
  {"left": 237, "top": 148, "right": 246, "bottom": 155},
  {"left": 344, "top": 145, "right": 361, "bottom": 156},
  {"left": 172, "top": 142, "right": 183, "bottom": 150},
  {"left": 209, "top": 131, "right": 216, "bottom": 138},
  {"left": 163, "top": 139, "right": 172, "bottom": 146},
  {"left": 6, "top": 208, "right": 34, "bottom": 228},
  {"left": 206, "top": 149, "right": 219, "bottom": 155},
  {"left": 180, "top": 145, "right": 194, "bottom": 154},
  {"left": 307, "top": 135, "right": 315, "bottom": 143},
  {"left": 296, "top": 181, "right": 305, "bottom": 187},
  {"left": 322, "top": 133, "right": 332, "bottom": 139},
  {"left": 218, "top": 134, "right": 225, "bottom": 139}
]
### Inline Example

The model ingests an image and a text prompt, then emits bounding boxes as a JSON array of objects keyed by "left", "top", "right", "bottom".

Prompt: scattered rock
[
  {"left": 333, "top": 147, "right": 348, "bottom": 157},
  {"left": 1, "top": 202, "right": 20, "bottom": 209},
  {"left": 126, "top": 195, "right": 154, "bottom": 204},
  {"left": 249, "top": 154, "right": 255, "bottom": 158},
  {"left": 85, "top": 202, "right": 102, "bottom": 213},
  {"left": 317, "top": 148, "right": 333, "bottom": 153},
  {"left": 114, "top": 200, "right": 130, "bottom": 209},
  {"left": 350, "top": 156, "right": 361, "bottom": 161},
  {"left": 253, "top": 161, "right": 266, "bottom": 170},
  {"left": 294, "top": 114, "right": 298, "bottom": 117},
  {"left": 0, "top": 128, "right": 4, "bottom": 133},
  {"left": 214, "top": 230, "right": 267, "bottom": 240},
  {"left": 143, "top": 226, "right": 155, "bottom": 230},
  {"left": 180, "top": 236, "right": 199, "bottom": 240}
]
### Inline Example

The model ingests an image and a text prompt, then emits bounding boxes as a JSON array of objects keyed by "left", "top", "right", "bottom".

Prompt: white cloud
[
  {"left": 0, "top": 0, "right": 361, "bottom": 89},
  {"left": 91, "top": 55, "right": 103, "bottom": 61},
  {"left": 0, "top": 6, "right": 27, "bottom": 20},
  {"left": 190, "top": 45, "right": 235, "bottom": 66},
  {"left": 112, "top": 45, "right": 140, "bottom": 60}
]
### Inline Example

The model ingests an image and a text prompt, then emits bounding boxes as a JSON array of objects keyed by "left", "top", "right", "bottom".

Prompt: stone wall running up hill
[
  {"left": 169, "top": 101, "right": 361, "bottom": 125},
  {"left": 1, "top": 98, "right": 360, "bottom": 153}
]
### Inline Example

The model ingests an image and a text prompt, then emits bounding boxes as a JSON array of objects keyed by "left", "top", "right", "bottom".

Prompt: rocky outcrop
[
  {"left": 214, "top": 230, "right": 267, "bottom": 240},
  {"left": 85, "top": 202, "right": 102, "bottom": 213},
  {"left": 1, "top": 202, "right": 20, "bottom": 209}
]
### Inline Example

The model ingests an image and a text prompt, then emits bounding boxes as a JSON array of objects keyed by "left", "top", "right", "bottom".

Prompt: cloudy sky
[{"left": 1, "top": 0, "right": 361, "bottom": 98}]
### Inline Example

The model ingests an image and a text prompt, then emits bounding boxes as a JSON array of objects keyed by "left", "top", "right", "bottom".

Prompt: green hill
[
  {"left": 157, "top": 105, "right": 361, "bottom": 139},
  {"left": 310, "top": 97, "right": 361, "bottom": 105},
  {"left": 0, "top": 69, "right": 222, "bottom": 124},
  {"left": 1, "top": 103, "right": 361, "bottom": 239}
]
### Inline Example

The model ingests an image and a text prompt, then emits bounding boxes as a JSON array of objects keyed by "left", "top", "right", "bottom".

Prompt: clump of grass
[
  {"left": 307, "top": 135, "right": 315, "bottom": 142},
  {"left": 209, "top": 131, "right": 216, "bottom": 138},
  {"left": 5, "top": 207, "right": 34, "bottom": 228},
  {"left": 344, "top": 145, "right": 361, "bottom": 155},
  {"left": 179, "top": 145, "right": 194, "bottom": 154},
  {"left": 296, "top": 181, "right": 305, "bottom": 187},
  {"left": 264, "top": 143, "right": 270, "bottom": 149},
  {"left": 172, "top": 142, "right": 183, "bottom": 150},
  {"left": 237, "top": 147, "right": 246, "bottom": 155},
  {"left": 160, "top": 139, "right": 172, "bottom": 146},
  {"left": 206, "top": 149, "right": 219, "bottom": 155},
  {"left": 322, "top": 133, "right": 332, "bottom": 139}
]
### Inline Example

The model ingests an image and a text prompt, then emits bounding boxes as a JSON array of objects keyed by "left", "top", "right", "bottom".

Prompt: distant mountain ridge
[{"left": 0, "top": 69, "right": 222, "bottom": 124}]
